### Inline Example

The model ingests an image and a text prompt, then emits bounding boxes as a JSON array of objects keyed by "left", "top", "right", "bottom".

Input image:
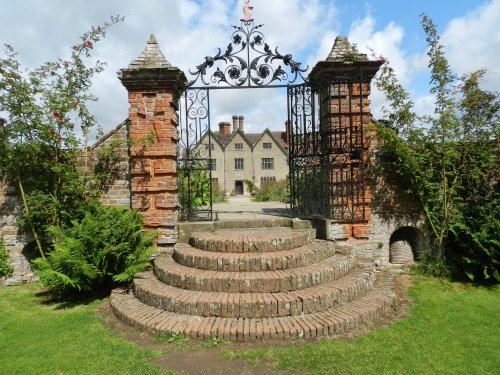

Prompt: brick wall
[
  {"left": 127, "top": 89, "right": 180, "bottom": 250},
  {"left": 86, "top": 120, "right": 131, "bottom": 207}
]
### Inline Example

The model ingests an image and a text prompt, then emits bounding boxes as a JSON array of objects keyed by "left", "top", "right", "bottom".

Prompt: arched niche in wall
[{"left": 389, "top": 226, "right": 424, "bottom": 264}]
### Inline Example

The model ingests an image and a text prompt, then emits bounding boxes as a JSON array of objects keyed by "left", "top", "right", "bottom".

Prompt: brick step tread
[
  {"left": 154, "top": 253, "right": 356, "bottom": 293},
  {"left": 173, "top": 240, "right": 336, "bottom": 272},
  {"left": 189, "top": 228, "right": 316, "bottom": 253},
  {"left": 111, "top": 271, "right": 395, "bottom": 341},
  {"left": 133, "top": 264, "right": 375, "bottom": 318}
]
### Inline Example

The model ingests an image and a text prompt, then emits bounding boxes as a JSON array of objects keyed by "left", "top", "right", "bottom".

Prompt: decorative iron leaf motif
[
  {"left": 271, "top": 65, "right": 287, "bottom": 82},
  {"left": 228, "top": 66, "right": 241, "bottom": 80},
  {"left": 257, "top": 65, "right": 270, "bottom": 79},
  {"left": 187, "top": 19, "right": 308, "bottom": 87},
  {"left": 233, "top": 34, "right": 242, "bottom": 45},
  {"left": 212, "top": 68, "right": 227, "bottom": 84}
]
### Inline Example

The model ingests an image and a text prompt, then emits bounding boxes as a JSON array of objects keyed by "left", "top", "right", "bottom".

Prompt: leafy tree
[
  {"left": 374, "top": 14, "right": 499, "bottom": 282},
  {"left": 0, "top": 16, "right": 124, "bottom": 258}
]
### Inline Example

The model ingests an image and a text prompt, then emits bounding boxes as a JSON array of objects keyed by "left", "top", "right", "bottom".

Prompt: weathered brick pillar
[
  {"left": 309, "top": 36, "right": 382, "bottom": 243},
  {"left": 118, "top": 35, "right": 186, "bottom": 251}
]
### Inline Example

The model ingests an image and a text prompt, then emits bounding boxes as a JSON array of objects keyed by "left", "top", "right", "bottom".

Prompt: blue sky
[{"left": 0, "top": 0, "right": 498, "bottom": 137}]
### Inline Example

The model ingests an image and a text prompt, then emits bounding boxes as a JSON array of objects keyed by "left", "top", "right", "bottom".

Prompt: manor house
[{"left": 195, "top": 115, "right": 289, "bottom": 195}]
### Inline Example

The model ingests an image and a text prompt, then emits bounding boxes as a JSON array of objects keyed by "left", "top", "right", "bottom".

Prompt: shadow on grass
[{"left": 35, "top": 287, "right": 116, "bottom": 310}]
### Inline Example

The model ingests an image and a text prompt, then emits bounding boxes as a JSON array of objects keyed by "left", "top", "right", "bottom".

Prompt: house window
[
  {"left": 234, "top": 158, "right": 244, "bottom": 170},
  {"left": 260, "top": 176, "right": 276, "bottom": 184},
  {"left": 209, "top": 159, "right": 216, "bottom": 171},
  {"left": 206, "top": 143, "right": 214, "bottom": 151},
  {"left": 263, "top": 142, "right": 272, "bottom": 149},
  {"left": 261, "top": 158, "right": 274, "bottom": 170},
  {"left": 235, "top": 143, "right": 243, "bottom": 150}
]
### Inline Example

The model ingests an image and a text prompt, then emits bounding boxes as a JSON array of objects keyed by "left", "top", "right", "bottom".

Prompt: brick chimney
[
  {"left": 232, "top": 115, "right": 239, "bottom": 133},
  {"left": 219, "top": 121, "right": 230, "bottom": 135},
  {"left": 239, "top": 115, "right": 244, "bottom": 133},
  {"left": 118, "top": 34, "right": 186, "bottom": 249}
]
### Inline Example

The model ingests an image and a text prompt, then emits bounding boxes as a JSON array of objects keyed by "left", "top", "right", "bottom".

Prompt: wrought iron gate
[
  {"left": 177, "top": 10, "right": 367, "bottom": 222},
  {"left": 177, "top": 16, "right": 307, "bottom": 221},
  {"left": 178, "top": 88, "right": 213, "bottom": 221},
  {"left": 288, "top": 76, "right": 366, "bottom": 222}
]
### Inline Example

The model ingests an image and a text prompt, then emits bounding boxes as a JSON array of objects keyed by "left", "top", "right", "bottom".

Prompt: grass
[
  {"left": 1, "top": 277, "right": 498, "bottom": 375},
  {"left": 0, "top": 283, "right": 176, "bottom": 375},
  {"left": 223, "top": 276, "right": 500, "bottom": 375}
]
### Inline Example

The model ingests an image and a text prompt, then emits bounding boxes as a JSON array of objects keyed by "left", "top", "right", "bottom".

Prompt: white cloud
[
  {"left": 442, "top": 0, "right": 500, "bottom": 90},
  {"left": 3, "top": 0, "right": 496, "bottom": 139},
  {"left": 348, "top": 16, "right": 412, "bottom": 84},
  {"left": 345, "top": 15, "right": 416, "bottom": 120}
]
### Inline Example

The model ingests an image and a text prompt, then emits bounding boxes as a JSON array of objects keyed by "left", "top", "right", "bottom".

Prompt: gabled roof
[
  {"left": 250, "top": 128, "right": 288, "bottom": 154},
  {"left": 208, "top": 128, "right": 288, "bottom": 153}
]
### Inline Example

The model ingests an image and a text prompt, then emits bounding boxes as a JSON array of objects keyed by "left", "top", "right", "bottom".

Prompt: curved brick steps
[
  {"left": 111, "top": 271, "right": 395, "bottom": 341},
  {"left": 188, "top": 228, "right": 316, "bottom": 253},
  {"left": 173, "top": 240, "right": 336, "bottom": 272},
  {"left": 154, "top": 252, "right": 356, "bottom": 293},
  {"left": 133, "top": 264, "right": 375, "bottom": 318}
]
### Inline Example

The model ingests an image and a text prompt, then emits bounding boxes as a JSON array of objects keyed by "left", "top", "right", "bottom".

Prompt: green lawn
[
  {"left": 0, "top": 283, "right": 174, "bottom": 375},
  {"left": 224, "top": 277, "right": 500, "bottom": 375},
  {"left": 1, "top": 277, "right": 498, "bottom": 375}
]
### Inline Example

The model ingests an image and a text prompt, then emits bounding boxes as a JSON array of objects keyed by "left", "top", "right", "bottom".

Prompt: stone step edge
[
  {"left": 173, "top": 240, "right": 336, "bottom": 272},
  {"left": 111, "top": 272, "right": 396, "bottom": 341},
  {"left": 133, "top": 264, "right": 375, "bottom": 318},
  {"left": 177, "top": 218, "right": 311, "bottom": 243},
  {"left": 154, "top": 253, "right": 356, "bottom": 293},
  {"left": 188, "top": 228, "right": 316, "bottom": 253}
]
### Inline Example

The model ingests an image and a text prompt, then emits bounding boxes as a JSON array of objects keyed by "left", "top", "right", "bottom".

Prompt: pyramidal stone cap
[
  {"left": 126, "top": 34, "right": 174, "bottom": 70},
  {"left": 326, "top": 36, "right": 368, "bottom": 63},
  {"left": 118, "top": 34, "right": 186, "bottom": 90}
]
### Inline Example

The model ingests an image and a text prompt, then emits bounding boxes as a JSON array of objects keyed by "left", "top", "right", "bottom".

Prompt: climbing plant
[
  {"left": 375, "top": 14, "right": 499, "bottom": 282},
  {"left": 0, "top": 236, "right": 13, "bottom": 279}
]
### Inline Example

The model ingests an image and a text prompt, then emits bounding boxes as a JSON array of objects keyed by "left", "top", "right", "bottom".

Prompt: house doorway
[{"left": 235, "top": 180, "right": 244, "bottom": 196}]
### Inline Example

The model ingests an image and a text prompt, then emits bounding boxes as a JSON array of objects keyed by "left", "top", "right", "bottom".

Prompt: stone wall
[{"left": 0, "top": 178, "right": 36, "bottom": 285}]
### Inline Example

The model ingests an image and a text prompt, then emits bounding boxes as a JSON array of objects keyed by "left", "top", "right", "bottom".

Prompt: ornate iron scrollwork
[{"left": 188, "top": 19, "right": 308, "bottom": 87}]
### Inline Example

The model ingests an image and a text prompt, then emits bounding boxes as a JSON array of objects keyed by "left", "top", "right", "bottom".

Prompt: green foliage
[
  {"left": 253, "top": 179, "right": 289, "bottom": 202},
  {"left": 244, "top": 179, "right": 256, "bottom": 193},
  {"left": 0, "top": 15, "right": 124, "bottom": 259},
  {"left": 375, "top": 15, "right": 499, "bottom": 283},
  {"left": 202, "top": 336, "right": 229, "bottom": 348},
  {"left": 212, "top": 188, "right": 228, "bottom": 203},
  {"left": 152, "top": 332, "right": 190, "bottom": 346},
  {"left": 178, "top": 153, "right": 211, "bottom": 218},
  {"left": 32, "top": 203, "right": 157, "bottom": 296},
  {"left": 448, "top": 212, "right": 500, "bottom": 282},
  {"left": 0, "top": 236, "right": 13, "bottom": 278}
]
